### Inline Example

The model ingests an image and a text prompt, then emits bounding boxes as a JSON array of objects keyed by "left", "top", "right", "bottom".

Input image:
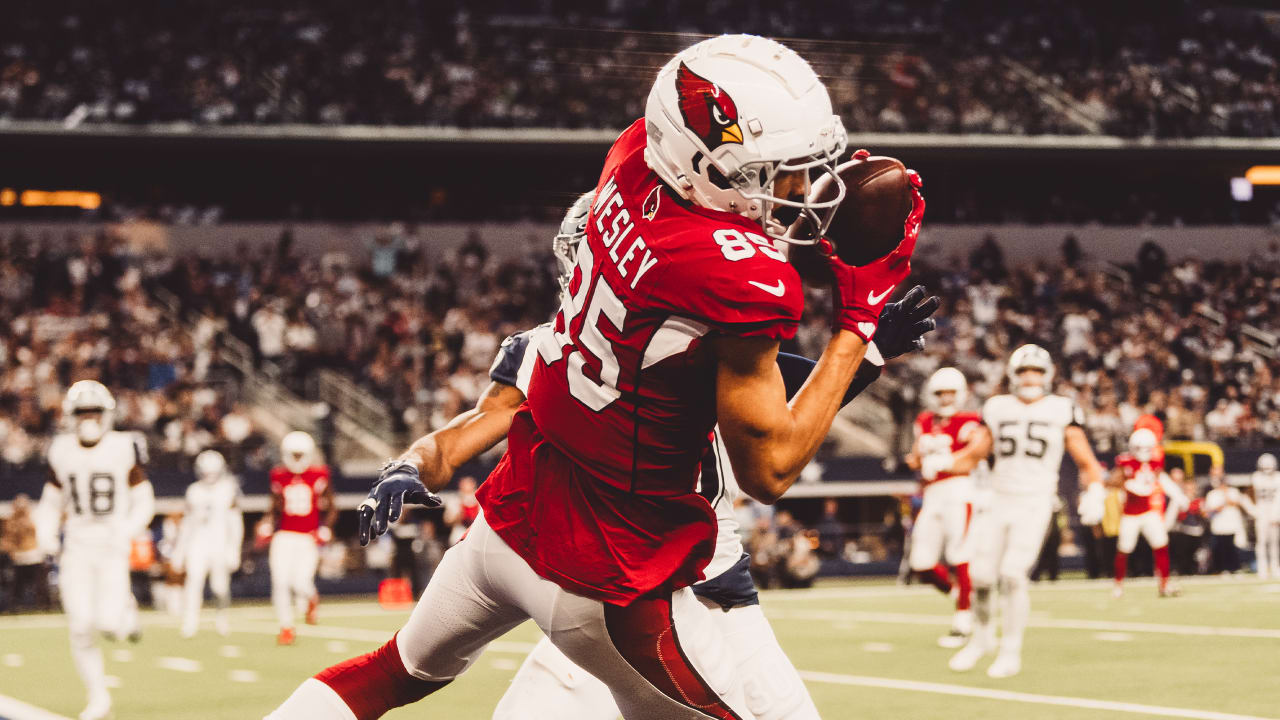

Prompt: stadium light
[
  {"left": 0, "top": 188, "right": 14, "bottom": 206},
  {"left": 16, "top": 190, "right": 101, "bottom": 209},
  {"left": 1245, "top": 165, "right": 1280, "bottom": 185}
]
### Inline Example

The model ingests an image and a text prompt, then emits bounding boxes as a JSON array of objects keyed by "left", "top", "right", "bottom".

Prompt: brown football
[{"left": 789, "top": 155, "right": 913, "bottom": 280}]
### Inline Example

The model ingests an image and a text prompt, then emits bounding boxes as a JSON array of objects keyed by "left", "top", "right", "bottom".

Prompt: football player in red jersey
[
  {"left": 904, "top": 367, "right": 991, "bottom": 647},
  {"left": 263, "top": 431, "right": 336, "bottom": 644},
  {"left": 267, "top": 33, "right": 924, "bottom": 720},
  {"left": 1111, "top": 427, "right": 1187, "bottom": 598}
]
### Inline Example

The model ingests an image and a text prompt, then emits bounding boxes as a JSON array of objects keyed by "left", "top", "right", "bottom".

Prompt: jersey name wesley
[{"left": 982, "top": 394, "right": 1083, "bottom": 497}]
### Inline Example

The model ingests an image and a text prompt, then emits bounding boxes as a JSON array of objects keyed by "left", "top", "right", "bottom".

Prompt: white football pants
[
  {"left": 1118, "top": 510, "right": 1169, "bottom": 553},
  {"left": 59, "top": 544, "right": 134, "bottom": 705},
  {"left": 270, "top": 531, "right": 319, "bottom": 629},
  {"left": 909, "top": 478, "right": 973, "bottom": 571},
  {"left": 492, "top": 602, "right": 819, "bottom": 720},
  {"left": 1256, "top": 512, "right": 1280, "bottom": 577},
  {"left": 181, "top": 543, "right": 233, "bottom": 636}
]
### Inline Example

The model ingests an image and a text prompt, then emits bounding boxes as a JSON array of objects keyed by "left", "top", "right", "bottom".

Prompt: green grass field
[{"left": 2, "top": 576, "right": 1278, "bottom": 720}]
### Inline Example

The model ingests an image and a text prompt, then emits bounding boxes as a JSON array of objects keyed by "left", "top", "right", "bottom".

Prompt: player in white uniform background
[
  {"left": 1251, "top": 453, "right": 1280, "bottom": 579},
  {"left": 35, "top": 380, "right": 156, "bottom": 720},
  {"left": 174, "top": 449, "right": 245, "bottom": 638},
  {"left": 948, "top": 345, "right": 1104, "bottom": 679}
]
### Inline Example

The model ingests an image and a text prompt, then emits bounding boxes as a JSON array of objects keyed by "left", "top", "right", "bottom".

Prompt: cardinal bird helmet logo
[{"left": 675, "top": 62, "right": 743, "bottom": 152}]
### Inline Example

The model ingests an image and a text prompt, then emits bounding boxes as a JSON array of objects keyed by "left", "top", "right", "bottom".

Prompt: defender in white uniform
[
  {"left": 948, "top": 345, "right": 1103, "bottom": 679},
  {"left": 1251, "top": 453, "right": 1280, "bottom": 579},
  {"left": 175, "top": 449, "right": 244, "bottom": 638},
  {"left": 35, "top": 381, "right": 155, "bottom": 720}
]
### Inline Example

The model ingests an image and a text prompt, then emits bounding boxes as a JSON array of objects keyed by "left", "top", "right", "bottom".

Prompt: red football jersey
[
  {"left": 1115, "top": 453, "right": 1166, "bottom": 515},
  {"left": 270, "top": 465, "right": 330, "bottom": 534},
  {"left": 914, "top": 410, "right": 982, "bottom": 484},
  {"left": 478, "top": 120, "right": 803, "bottom": 604}
]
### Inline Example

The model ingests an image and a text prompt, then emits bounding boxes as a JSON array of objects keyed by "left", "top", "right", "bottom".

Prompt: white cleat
[
  {"left": 180, "top": 624, "right": 197, "bottom": 640},
  {"left": 948, "top": 633, "right": 991, "bottom": 672},
  {"left": 986, "top": 650, "right": 1022, "bottom": 679},
  {"left": 1111, "top": 583, "right": 1124, "bottom": 599},
  {"left": 215, "top": 615, "right": 231, "bottom": 637},
  {"left": 79, "top": 693, "right": 112, "bottom": 720},
  {"left": 938, "top": 609, "right": 973, "bottom": 648}
]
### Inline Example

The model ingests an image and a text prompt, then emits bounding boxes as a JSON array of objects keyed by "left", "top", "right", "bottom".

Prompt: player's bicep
[
  {"left": 960, "top": 423, "right": 993, "bottom": 459},
  {"left": 714, "top": 335, "right": 789, "bottom": 442}
]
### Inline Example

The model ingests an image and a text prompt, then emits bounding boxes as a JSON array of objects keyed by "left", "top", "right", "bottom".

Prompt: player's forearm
[
  {"left": 399, "top": 408, "right": 514, "bottom": 493},
  {"left": 34, "top": 483, "right": 62, "bottom": 551},
  {"left": 950, "top": 428, "right": 993, "bottom": 475},
  {"left": 745, "top": 332, "right": 866, "bottom": 501},
  {"left": 125, "top": 482, "right": 156, "bottom": 538}
]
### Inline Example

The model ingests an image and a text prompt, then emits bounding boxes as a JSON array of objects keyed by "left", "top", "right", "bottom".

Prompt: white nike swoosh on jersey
[
  {"left": 866, "top": 285, "right": 895, "bottom": 304},
  {"left": 748, "top": 279, "right": 786, "bottom": 297}
]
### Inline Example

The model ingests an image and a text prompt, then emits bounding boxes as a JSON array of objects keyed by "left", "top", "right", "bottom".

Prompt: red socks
[
  {"left": 314, "top": 633, "right": 447, "bottom": 720},
  {"left": 1154, "top": 545, "right": 1171, "bottom": 584},
  {"left": 919, "top": 564, "right": 953, "bottom": 594},
  {"left": 1114, "top": 552, "right": 1128, "bottom": 583},
  {"left": 953, "top": 563, "right": 972, "bottom": 611}
]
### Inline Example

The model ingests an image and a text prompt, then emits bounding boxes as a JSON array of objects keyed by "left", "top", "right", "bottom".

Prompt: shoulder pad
[{"left": 489, "top": 324, "right": 548, "bottom": 394}]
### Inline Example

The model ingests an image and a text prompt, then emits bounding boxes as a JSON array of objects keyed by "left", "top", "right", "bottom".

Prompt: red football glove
[{"left": 824, "top": 168, "right": 925, "bottom": 342}]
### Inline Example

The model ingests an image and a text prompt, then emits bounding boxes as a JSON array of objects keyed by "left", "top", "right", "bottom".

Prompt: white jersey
[
  {"left": 184, "top": 477, "right": 242, "bottom": 548},
  {"left": 1252, "top": 471, "right": 1280, "bottom": 518},
  {"left": 46, "top": 431, "right": 143, "bottom": 547},
  {"left": 982, "top": 393, "right": 1084, "bottom": 498}
]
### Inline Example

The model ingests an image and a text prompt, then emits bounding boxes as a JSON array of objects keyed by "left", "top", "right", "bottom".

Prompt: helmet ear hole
[{"left": 707, "top": 164, "right": 733, "bottom": 191}]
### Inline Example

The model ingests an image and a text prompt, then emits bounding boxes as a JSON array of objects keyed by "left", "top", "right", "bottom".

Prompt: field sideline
[{"left": 1, "top": 576, "right": 1277, "bottom": 720}]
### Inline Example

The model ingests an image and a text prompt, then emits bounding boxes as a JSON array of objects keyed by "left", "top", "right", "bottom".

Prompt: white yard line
[
  {"left": 0, "top": 694, "right": 74, "bottom": 720},
  {"left": 765, "top": 575, "right": 1272, "bottom": 601},
  {"left": 798, "top": 671, "right": 1280, "bottom": 720},
  {"left": 230, "top": 621, "right": 538, "bottom": 655},
  {"left": 766, "top": 608, "right": 1280, "bottom": 640}
]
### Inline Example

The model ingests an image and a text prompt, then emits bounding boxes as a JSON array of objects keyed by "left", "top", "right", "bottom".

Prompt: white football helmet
[
  {"left": 281, "top": 431, "right": 316, "bottom": 474},
  {"left": 644, "top": 34, "right": 848, "bottom": 243},
  {"left": 63, "top": 380, "right": 116, "bottom": 444},
  {"left": 1258, "top": 453, "right": 1277, "bottom": 473},
  {"left": 1006, "top": 344, "right": 1054, "bottom": 401},
  {"left": 195, "top": 449, "right": 227, "bottom": 482},
  {"left": 553, "top": 191, "right": 595, "bottom": 294},
  {"left": 1129, "top": 428, "right": 1158, "bottom": 463},
  {"left": 924, "top": 367, "right": 968, "bottom": 418}
]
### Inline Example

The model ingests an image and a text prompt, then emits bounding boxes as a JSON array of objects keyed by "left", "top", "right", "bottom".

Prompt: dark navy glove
[
  {"left": 873, "top": 285, "right": 939, "bottom": 360},
  {"left": 357, "top": 460, "right": 443, "bottom": 546}
]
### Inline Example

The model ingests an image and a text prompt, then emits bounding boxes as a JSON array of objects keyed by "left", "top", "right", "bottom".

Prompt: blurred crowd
[
  {"left": 1, "top": 0, "right": 1276, "bottom": 138},
  {"left": 0, "top": 229, "right": 267, "bottom": 471},
  {"left": 6, "top": 222, "right": 1280, "bottom": 475}
]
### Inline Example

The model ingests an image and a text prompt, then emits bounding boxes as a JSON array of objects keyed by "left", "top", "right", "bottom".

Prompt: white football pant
[
  {"left": 492, "top": 602, "right": 818, "bottom": 720},
  {"left": 967, "top": 492, "right": 1053, "bottom": 656},
  {"left": 181, "top": 544, "right": 233, "bottom": 636},
  {"left": 59, "top": 544, "right": 134, "bottom": 707},
  {"left": 1118, "top": 511, "right": 1169, "bottom": 553},
  {"left": 908, "top": 478, "right": 972, "bottom": 571},
  {"left": 270, "top": 531, "right": 319, "bottom": 629},
  {"left": 1257, "top": 512, "right": 1280, "bottom": 578}
]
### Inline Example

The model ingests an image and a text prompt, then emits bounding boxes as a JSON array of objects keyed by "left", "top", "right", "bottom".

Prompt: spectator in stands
[
  {"left": 1, "top": 494, "right": 51, "bottom": 610},
  {"left": 1204, "top": 468, "right": 1255, "bottom": 574},
  {"left": 1169, "top": 469, "right": 1207, "bottom": 576}
]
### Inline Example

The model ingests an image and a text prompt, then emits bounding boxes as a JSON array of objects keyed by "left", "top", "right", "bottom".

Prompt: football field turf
[{"left": 2, "top": 576, "right": 1277, "bottom": 720}]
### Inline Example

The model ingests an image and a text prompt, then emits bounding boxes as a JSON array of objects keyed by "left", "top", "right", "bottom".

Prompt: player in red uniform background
[
  {"left": 267, "top": 34, "right": 925, "bottom": 720},
  {"left": 904, "top": 367, "right": 992, "bottom": 647},
  {"left": 1111, "top": 427, "right": 1186, "bottom": 598},
  {"left": 262, "top": 431, "right": 336, "bottom": 644}
]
